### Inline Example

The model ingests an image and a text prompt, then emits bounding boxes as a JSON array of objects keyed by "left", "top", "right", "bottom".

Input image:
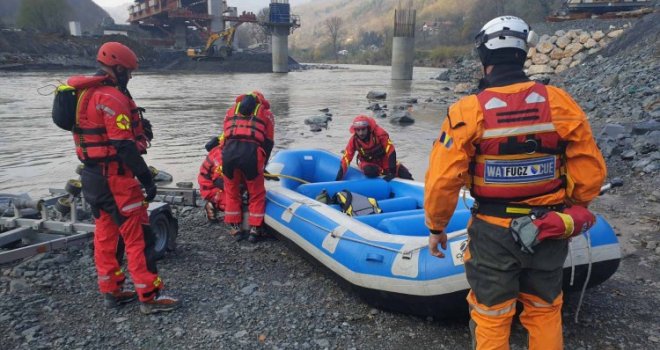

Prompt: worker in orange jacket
[
  {"left": 336, "top": 115, "right": 413, "bottom": 181},
  {"left": 198, "top": 134, "right": 226, "bottom": 222},
  {"left": 222, "top": 91, "right": 275, "bottom": 243},
  {"left": 424, "top": 16, "right": 606, "bottom": 350}
]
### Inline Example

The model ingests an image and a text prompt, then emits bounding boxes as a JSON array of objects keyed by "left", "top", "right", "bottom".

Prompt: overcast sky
[{"left": 92, "top": 0, "right": 312, "bottom": 13}]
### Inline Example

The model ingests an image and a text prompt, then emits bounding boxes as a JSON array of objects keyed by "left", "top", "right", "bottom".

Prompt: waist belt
[
  {"left": 82, "top": 158, "right": 127, "bottom": 177},
  {"left": 472, "top": 201, "right": 565, "bottom": 218}
]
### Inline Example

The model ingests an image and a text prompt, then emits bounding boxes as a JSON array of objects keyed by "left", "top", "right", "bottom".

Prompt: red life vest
[
  {"left": 198, "top": 146, "right": 223, "bottom": 192},
  {"left": 68, "top": 76, "right": 145, "bottom": 163},
  {"left": 224, "top": 102, "right": 268, "bottom": 145},
  {"left": 355, "top": 134, "right": 386, "bottom": 162},
  {"left": 470, "top": 82, "right": 566, "bottom": 202}
]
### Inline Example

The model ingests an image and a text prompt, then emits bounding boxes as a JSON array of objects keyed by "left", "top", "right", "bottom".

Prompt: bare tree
[
  {"left": 252, "top": 7, "right": 270, "bottom": 44},
  {"left": 325, "top": 16, "right": 343, "bottom": 63}
]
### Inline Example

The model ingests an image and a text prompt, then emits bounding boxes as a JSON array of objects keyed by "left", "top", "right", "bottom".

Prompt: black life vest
[{"left": 334, "top": 190, "right": 381, "bottom": 217}]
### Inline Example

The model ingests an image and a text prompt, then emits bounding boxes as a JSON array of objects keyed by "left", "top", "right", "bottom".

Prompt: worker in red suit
[
  {"left": 336, "top": 115, "right": 413, "bottom": 181},
  {"left": 222, "top": 91, "right": 275, "bottom": 243},
  {"left": 67, "top": 42, "right": 180, "bottom": 314},
  {"left": 198, "top": 134, "right": 226, "bottom": 222}
]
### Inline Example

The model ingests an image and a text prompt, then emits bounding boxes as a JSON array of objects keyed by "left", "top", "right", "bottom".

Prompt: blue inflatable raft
[{"left": 264, "top": 149, "right": 621, "bottom": 317}]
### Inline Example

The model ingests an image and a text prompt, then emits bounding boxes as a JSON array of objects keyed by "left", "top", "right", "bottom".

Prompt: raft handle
[{"left": 366, "top": 253, "right": 384, "bottom": 263}]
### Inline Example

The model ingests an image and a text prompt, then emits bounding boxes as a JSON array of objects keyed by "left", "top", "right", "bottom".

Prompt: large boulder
[{"left": 367, "top": 91, "right": 387, "bottom": 100}]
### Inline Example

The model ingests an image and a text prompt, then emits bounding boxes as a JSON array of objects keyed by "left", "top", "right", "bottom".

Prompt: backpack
[
  {"left": 334, "top": 190, "right": 381, "bottom": 217},
  {"left": 51, "top": 84, "right": 78, "bottom": 131}
]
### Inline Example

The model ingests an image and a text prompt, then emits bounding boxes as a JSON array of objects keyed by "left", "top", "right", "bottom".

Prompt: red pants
[
  {"left": 82, "top": 167, "right": 162, "bottom": 302},
  {"left": 201, "top": 187, "right": 226, "bottom": 212},
  {"left": 222, "top": 143, "right": 266, "bottom": 227}
]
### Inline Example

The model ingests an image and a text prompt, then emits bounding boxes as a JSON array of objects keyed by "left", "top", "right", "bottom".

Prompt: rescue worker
[
  {"left": 424, "top": 16, "right": 606, "bottom": 350},
  {"left": 68, "top": 42, "right": 180, "bottom": 314},
  {"left": 198, "top": 134, "right": 226, "bottom": 222},
  {"left": 335, "top": 115, "right": 413, "bottom": 181},
  {"left": 222, "top": 91, "right": 275, "bottom": 243}
]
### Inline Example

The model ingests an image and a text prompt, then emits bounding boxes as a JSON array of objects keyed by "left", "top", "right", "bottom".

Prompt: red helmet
[
  {"left": 350, "top": 115, "right": 373, "bottom": 133},
  {"left": 97, "top": 42, "right": 138, "bottom": 70}
]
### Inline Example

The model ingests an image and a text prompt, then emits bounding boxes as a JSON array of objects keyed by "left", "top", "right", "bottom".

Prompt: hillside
[
  {"left": 0, "top": 0, "right": 111, "bottom": 33},
  {"left": 290, "top": 0, "right": 559, "bottom": 61}
]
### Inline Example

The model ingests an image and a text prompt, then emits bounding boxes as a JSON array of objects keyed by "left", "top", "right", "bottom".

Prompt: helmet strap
[{"left": 112, "top": 66, "right": 130, "bottom": 92}]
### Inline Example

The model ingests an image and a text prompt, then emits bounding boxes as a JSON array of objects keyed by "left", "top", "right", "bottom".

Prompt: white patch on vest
[
  {"left": 484, "top": 97, "right": 507, "bottom": 110},
  {"left": 484, "top": 156, "right": 556, "bottom": 184},
  {"left": 525, "top": 92, "right": 546, "bottom": 104}
]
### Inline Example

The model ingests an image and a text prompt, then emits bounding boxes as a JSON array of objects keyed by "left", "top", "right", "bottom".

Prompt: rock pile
[{"left": 525, "top": 25, "right": 628, "bottom": 76}]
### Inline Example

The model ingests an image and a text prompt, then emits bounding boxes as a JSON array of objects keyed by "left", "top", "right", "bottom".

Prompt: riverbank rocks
[
  {"left": 525, "top": 25, "right": 629, "bottom": 77},
  {"left": 304, "top": 113, "right": 333, "bottom": 132},
  {"left": 596, "top": 121, "right": 660, "bottom": 173},
  {"left": 366, "top": 91, "right": 387, "bottom": 100},
  {"left": 389, "top": 110, "right": 415, "bottom": 125}
]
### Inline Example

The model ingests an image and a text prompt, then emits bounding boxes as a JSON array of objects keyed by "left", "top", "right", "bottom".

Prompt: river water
[{"left": 0, "top": 65, "right": 457, "bottom": 197}]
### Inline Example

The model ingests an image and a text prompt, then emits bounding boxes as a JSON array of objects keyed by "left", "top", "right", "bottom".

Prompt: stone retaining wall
[{"left": 525, "top": 24, "right": 629, "bottom": 76}]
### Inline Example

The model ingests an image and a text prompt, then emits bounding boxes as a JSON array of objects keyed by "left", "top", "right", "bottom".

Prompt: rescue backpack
[
  {"left": 334, "top": 190, "right": 381, "bottom": 217},
  {"left": 51, "top": 85, "right": 78, "bottom": 131}
]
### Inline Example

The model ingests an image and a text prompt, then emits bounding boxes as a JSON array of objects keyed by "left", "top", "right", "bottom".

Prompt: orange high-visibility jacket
[{"left": 424, "top": 81, "right": 606, "bottom": 231}]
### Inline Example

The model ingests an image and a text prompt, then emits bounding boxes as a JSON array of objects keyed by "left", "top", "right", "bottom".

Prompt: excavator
[{"left": 187, "top": 26, "right": 238, "bottom": 61}]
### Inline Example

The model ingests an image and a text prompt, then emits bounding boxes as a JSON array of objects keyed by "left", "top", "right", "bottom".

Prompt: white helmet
[{"left": 474, "top": 16, "right": 538, "bottom": 66}]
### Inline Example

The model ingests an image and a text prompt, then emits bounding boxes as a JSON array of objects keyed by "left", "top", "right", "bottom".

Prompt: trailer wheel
[
  {"left": 55, "top": 197, "right": 71, "bottom": 215},
  {"left": 65, "top": 179, "right": 82, "bottom": 197},
  {"left": 149, "top": 211, "right": 176, "bottom": 260}
]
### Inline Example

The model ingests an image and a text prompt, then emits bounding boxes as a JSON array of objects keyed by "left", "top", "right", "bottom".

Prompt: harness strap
[{"left": 472, "top": 200, "right": 565, "bottom": 218}]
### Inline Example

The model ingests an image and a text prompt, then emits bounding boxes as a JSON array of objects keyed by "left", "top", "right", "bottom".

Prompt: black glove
[
  {"left": 213, "top": 177, "right": 224, "bottom": 189},
  {"left": 383, "top": 173, "right": 395, "bottom": 182},
  {"left": 137, "top": 170, "right": 157, "bottom": 202},
  {"left": 205, "top": 136, "right": 220, "bottom": 152},
  {"left": 142, "top": 118, "right": 153, "bottom": 141}
]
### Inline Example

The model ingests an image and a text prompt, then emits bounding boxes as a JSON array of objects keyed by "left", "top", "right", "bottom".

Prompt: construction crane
[{"left": 187, "top": 26, "right": 238, "bottom": 61}]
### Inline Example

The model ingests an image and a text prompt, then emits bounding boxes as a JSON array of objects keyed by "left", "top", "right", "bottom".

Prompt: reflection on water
[{"left": 0, "top": 65, "right": 459, "bottom": 196}]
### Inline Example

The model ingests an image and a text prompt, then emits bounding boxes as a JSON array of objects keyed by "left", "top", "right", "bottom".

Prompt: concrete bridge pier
[
  {"left": 391, "top": 6, "right": 416, "bottom": 80},
  {"left": 271, "top": 26, "right": 290, "bottom": 73}
]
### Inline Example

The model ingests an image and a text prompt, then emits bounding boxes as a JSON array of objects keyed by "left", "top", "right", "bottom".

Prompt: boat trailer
[{"left": 0, "top": 183, "right": 204, "bottom": 265}]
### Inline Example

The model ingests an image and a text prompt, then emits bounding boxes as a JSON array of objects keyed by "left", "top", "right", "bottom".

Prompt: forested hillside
[
  {"left": 290, "top": 0, "right": 561, "bottom": 64},
  {"left": 0, "top": 0, "right": 111, "bottom": 34}
]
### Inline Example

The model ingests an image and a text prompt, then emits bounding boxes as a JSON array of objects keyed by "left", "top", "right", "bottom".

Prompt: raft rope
[
  {"left": 265, "top": 173, "right": 309, "bottom": 184},
  {"left": 266, "top": 194, "right": 427, "bottom": 258},
  {"left": 574, "top": 231, "right": 593, "bottom": 324}
]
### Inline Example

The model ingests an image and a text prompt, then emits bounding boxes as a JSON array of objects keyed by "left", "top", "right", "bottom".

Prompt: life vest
[
  {"left": 198, "top": 147, "right": 223, "bottom": 192},
  {"left": 224, "top": 101, "right": 268, "bottom": 145},
  {"left": 469, "top": 82, "right": 567, "bottom": 203},
  {"left": 67, "top": 75, "right": 146, "bottom": 163},
  {"left": 334, "top": 190, "right": 382, "bottom": 217},
  {"left": 354, "top": 134, "right": 386, "bottom": 162}
]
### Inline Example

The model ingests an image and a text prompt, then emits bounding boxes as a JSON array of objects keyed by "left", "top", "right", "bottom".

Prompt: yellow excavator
[{"left": 187, "top": 26, "right": 237, "bottom": 61}]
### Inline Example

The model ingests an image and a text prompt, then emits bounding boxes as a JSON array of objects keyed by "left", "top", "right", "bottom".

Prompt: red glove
[{"left": 535, "top": 206, "right": 596, "bottom": 240}]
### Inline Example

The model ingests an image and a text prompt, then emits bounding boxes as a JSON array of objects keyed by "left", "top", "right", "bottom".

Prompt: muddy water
[{"left": 0, "top": 65, "right": 459, "bottom": 196}]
